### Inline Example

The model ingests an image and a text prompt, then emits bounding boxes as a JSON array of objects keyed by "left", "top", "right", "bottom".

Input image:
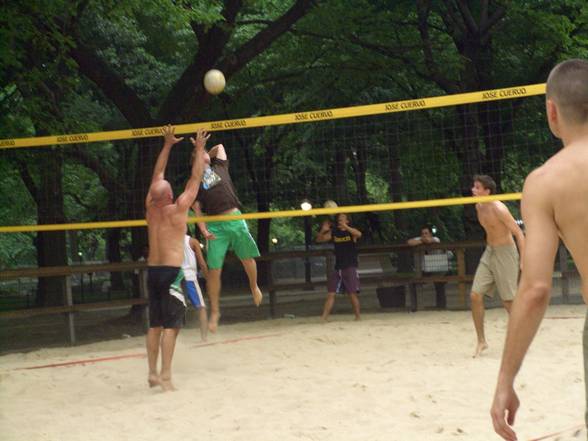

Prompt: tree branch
[
  {"left": 14, "top": 158, "right": 39, "bottom": 203},
  {"left": 67, "top": 147, "right": 128, "bottom": 195},
  {"left": 220, "top": 0, "right": 316, "bottom": 77},
  {"left": 479, "top": 4, "right": 506, "bottom": 36},
  {"left": 455, "top": 0, "right": 479, "bottom": 34},
  {"left": 480, "top": 0, "right": 489, "bottom": 25},
  {"left": 158, "top": 0, "right": 244, "bottom": 122},
  {"left": 416, "top": 0, "right": 460, "bottom": 93},
  {"left": 166, "top": 0, "right": 317, "bottom": 123},
  {"left": 65, "top": 190, "right": 95, "bottom": 212},
  {"left": 439, "top": 0, "right": 466, "bottom": 36},
  {"left": 69, "top": 41, "right": 153, "bottom": 127}
]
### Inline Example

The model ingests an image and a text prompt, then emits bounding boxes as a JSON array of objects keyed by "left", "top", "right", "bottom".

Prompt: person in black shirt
[
  {"left": 316, "top": 213, "right": 362, "bottom": 321},
  {"left": 191, "top": 144, "right": 262, "bottom": 333}
]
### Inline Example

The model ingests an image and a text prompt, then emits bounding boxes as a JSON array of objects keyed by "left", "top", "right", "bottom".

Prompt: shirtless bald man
[
  {"left": 470, "top": 175, "right": 525, "bottom": 357},
  {"left": 145, "top": 125, "right": 208, "bottom": 391},
  {"left": 492, "top": 59, "right": 588, "bottom": 440}
]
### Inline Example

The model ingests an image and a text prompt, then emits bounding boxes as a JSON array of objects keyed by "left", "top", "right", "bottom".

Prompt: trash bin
[{"left": 376, "top": 286, "right": 406, "bottom": 308}]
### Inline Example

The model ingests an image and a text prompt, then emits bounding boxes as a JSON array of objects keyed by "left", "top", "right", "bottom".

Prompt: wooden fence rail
[{"left": 0, "top": 241, "right": 574, "bottom": 345}]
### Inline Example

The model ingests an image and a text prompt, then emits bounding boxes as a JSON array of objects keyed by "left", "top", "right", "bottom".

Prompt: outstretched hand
[
  {"left": 190, "top": 129, "right": 210, "bottom": 151},
  {"left": 162, "top": 124, "right": 184, "bottom": 146}
]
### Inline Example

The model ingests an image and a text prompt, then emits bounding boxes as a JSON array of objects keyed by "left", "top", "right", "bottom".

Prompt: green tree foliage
[{"left": 1, "top": 0, "right": 588, "bottom": 276}]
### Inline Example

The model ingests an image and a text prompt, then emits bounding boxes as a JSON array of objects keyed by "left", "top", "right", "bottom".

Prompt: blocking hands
[
  {"left": 162, "top": 124, "right": 184, "bottom": 146},
  {"left": 190, "top": 129, "right": 210, "bottom": 152}
]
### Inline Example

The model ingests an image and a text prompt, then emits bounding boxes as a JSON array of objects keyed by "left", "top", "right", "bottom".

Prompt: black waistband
[{"left": 148, "top": 265, "right": 180, "bottom": 272}]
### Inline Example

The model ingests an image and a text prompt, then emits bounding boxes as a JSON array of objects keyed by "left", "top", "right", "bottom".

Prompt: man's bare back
[
  {"left": 146, "top": 201, "right": 189, "bottom": 267},
  {"left": 528, "top": 142, "right": 588, "bottom": 301}
]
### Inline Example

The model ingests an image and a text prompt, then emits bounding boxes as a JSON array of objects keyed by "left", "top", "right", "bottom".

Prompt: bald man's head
[{"left": 150, "top": 180, "right": 173, "bottom": 205}]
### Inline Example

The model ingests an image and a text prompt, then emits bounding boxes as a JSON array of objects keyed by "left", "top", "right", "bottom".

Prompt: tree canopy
[{"left": 1, "top": 0, "right": 588, "bottom": 282}]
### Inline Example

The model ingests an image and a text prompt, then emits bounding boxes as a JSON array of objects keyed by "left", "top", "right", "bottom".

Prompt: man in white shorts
[{"left": 182, "top": 233, "right": 209, "bottom": 341}]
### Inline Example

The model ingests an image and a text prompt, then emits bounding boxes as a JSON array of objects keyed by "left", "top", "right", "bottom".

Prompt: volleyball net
[{"left": 0, "top": 83, "right": 555, "bottom": 264}]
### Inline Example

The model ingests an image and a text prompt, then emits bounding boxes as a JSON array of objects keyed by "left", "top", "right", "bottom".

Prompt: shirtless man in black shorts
[{"left": 145, "top": 125, "right": 208, "bottom": 391}]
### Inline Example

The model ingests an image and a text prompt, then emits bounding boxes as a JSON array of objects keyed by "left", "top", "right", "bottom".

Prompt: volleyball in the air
[
  {"left": 323, "top": 200, "right": 338, "bottom": 208},
  {"left": 203, "top": 69, "right": 226, "bottom": 95}
]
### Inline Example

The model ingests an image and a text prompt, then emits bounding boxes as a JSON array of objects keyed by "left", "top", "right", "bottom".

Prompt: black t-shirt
[
  {"left": 195, "top": 158, "right": 242, "bottom": 215},
  {"left": 331, "top": 227, "right": 358, "bottom": 270}
]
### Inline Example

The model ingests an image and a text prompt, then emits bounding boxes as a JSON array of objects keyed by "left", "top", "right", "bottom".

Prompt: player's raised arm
[
  {"left": 207, "top": 143, "right": 227, "bottom": 161},
  {"left": 316, "top": 220, "right": 332, "bottom": 243},
  {"left": 152, "top": 125, "right": 184, "bottom": 185},
  {"left": 177, "top": 129, "right": 209, "bottom": 211},
  {"left": 145, "top": 125, "right": 184, "bottom": 208}
]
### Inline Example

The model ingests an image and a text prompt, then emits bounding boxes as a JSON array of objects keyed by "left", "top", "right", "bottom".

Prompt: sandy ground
[{"left": 0, "top": 305, "right": 586, "bottom": 441}]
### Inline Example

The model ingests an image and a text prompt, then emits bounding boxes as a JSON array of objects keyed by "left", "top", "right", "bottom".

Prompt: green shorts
[{"left": 206, "top": 211, "right": 260, "bottom": 269}]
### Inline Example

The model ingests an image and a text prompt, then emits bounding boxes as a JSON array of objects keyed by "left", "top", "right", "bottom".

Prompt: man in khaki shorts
[
  {"left": 470, "top": 175, "right": 525, "bottom": 357},
  {"left": 491, "top": 59, "right": 588, "bottom": 440}
]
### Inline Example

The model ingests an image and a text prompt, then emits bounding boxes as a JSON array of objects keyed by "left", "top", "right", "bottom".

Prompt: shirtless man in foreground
[
  {"left": 145, "top": 125, "right": 208, "bottom": 391},
  {"left": 492, "top": 59, "right": 588, "bottom": 440},
  {"left": 470, "top": 175, "right": 525, "bottom": 357}
]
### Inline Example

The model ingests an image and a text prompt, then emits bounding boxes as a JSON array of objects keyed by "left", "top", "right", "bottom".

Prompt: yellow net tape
[
  {"left": 0, "top": 84, "right": 545, "bottom": 149},
  {"left": 0, "top": 193, "right": 522, "bottom": 233}
]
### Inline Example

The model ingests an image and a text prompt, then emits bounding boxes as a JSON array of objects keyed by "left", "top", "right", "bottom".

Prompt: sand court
[{"left": 0, "top": 305, "right": 585, "bottom": 441}]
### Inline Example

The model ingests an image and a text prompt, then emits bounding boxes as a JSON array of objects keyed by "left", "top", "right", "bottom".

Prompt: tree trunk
[
  {"left": 35, "top": 150, "right": 68, "bottom": 306},
  {"left": 455, "top": 105, "right": 485, "bottom": 272},
  {"left": 130, "top": 138, "right": 154, "bottom": 264},
  {"left": 255, "top": 158, "right": 272, "bottom": 288},
  {"left": 334, "top": 147, "right": 347, "bottom": 204},
  {"left": 387, "top": 132, "right": 412, "bottom": 272},
  {"left": 106, "top": 228, "right": 125, "bottom": 290},
  {"left": 254, "top": 140, "right": 277, "bottom": 288},
  {"left": 256, "top": 217, "right": 271, "bottom": 288},
  {"left": 349, "top": 143, "right": 381, "bottom": 243},
  {"left": 479, "top": 101, "right": 512, "bottom": 191}
]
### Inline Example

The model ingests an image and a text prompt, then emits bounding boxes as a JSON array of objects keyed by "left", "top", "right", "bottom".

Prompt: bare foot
[
  {"left": 473, "top": 341, "right": 488, "bottom": 358},
  {"left": 160, "top": 377, "right": 177, "bottom": 392},
  {"left": 208, "top": 311, "right": 221, "bottom": 333},
  {"left": 252, "top": 286, "right": 263, "bottom": 306},
  {"left": 321, "top": 316, "right": 330, "bottom": 323},
  {"left": 148, "top": 374, "right": 161, "bottom": 388},
  {"left": 354, "top": 316, "right": 361, "bottom": 321}
]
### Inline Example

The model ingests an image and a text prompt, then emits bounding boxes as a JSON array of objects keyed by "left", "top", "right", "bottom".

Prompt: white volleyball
[{"left": 203, "top": 69, "right": 226, "bottom": 95}]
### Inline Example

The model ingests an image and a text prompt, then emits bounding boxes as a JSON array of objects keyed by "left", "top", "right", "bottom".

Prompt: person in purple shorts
[{"left": 316, "top": 213, "right": 362, "bottom": 321}]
